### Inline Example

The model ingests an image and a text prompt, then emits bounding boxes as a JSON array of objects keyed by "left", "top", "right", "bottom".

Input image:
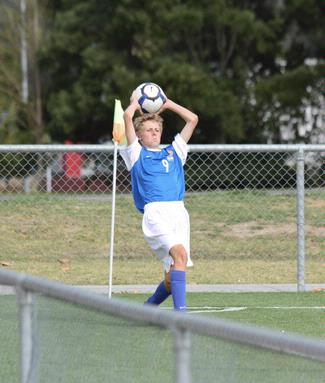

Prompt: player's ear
[{"left": 136, "top": 128, "right": 143, "bottom": 140}]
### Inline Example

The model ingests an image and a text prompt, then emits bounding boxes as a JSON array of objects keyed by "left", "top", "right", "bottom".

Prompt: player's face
[{"left": 138, "top": 120, "right": 162, "bottom": 149}]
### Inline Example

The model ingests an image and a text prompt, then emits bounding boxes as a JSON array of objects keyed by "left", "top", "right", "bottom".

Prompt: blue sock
[
  {"left": 170, "top": 270, "right": 186, "bottom": 311},
  {"left": 145, "top": 281, "right": 171, "bottom": 305}
]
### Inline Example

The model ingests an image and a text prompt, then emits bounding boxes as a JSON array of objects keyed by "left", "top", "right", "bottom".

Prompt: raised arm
[
  {"left": 161, "top": 99, "right": 198, "bottom": 143},
  {"left": 123, "top": 92, "right": 140, "bottom": 145}
]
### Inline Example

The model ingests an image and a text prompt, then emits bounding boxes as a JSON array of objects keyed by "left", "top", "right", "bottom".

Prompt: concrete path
[
  {"left": 1, "top": 283, "right": 324, "bottom": 295},
  {"left": 77, "top": 283, "right": 325, "bottom": 294}
]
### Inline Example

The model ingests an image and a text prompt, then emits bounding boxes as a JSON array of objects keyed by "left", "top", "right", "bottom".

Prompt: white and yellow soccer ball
[{"left": 134, "top": 82, "right": 166, "bottom": 113}]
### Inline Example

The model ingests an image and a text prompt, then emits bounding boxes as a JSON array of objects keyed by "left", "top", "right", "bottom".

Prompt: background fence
[{"left": 0, "top": 144, "right": 324, "bottom": 288}]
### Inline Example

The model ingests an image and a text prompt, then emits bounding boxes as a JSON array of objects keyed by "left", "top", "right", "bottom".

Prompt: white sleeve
[
  {"left": 119, "top": 139, "right": 142, "bottom": 171},
  {"left": 172, "top": 134, "right": 188, "bottom": 166}
]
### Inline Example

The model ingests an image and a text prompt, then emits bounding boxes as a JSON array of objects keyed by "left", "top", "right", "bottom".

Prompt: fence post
[
  {"left": 173, "top": 327, "right": 191, "bottom": 383},
  {"left": 16, "top": 288, "right": 36, "bottom": 383},
  {"left": 46, "top": 167, "right": 52, "bottom": 193},
  {"left": 296, "top": 147, "right": 305, "bottom": 292}
]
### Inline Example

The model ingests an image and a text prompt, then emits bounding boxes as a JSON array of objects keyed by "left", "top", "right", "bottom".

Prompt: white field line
[
  {"left": 162, "top": 306, "right": 325, "bottom": 314},
  {"left": 256, "top": 306, "right": 325, "bottom": 309},
  {"left": 189, "top": 307, "right": 247, "bottom": 314}
]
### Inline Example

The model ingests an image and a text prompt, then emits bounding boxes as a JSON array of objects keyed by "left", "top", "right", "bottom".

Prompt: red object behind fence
[{"left": 63, "top": 140, "right": 82, "bottom": 178}]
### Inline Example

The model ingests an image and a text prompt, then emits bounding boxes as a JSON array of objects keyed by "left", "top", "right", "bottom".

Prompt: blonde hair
[{"left": 133, "top": 114, "right": 163, "bottom": 134}]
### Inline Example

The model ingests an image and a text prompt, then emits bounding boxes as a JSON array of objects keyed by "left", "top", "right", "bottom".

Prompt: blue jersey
[{"left": 120, "top": 134, "right": 188, "bottom": 213}]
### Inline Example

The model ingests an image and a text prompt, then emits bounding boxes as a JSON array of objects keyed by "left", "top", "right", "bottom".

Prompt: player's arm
[
  {"left": 160, "top": 99, "right": 198, "bottom": 143},
  {"left": 123, "top": 92, "right": 140, "bottom": 146}
]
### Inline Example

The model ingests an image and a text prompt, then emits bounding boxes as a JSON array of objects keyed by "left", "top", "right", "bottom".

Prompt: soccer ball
[{"left": 134, "top": 82, "right": 166, "bottom": 113}]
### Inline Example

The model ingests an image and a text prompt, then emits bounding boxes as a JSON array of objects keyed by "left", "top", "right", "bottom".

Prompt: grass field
[
  {"left": 0, "top": 190, "right": 324, "bottom": 285},
  {"left": 1, "top": 291, "right": 324, "bottom": 383}
]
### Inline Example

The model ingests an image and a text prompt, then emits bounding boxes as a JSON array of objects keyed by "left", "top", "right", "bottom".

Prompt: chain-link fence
[
  {"left": 1, "top": 269, "right": 325, "bottom": 383},
  {"left": 0, "top": 144, "right": 324, "bottom": 288}
]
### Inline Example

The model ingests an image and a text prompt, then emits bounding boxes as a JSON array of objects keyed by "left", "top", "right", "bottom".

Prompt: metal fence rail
[
  {"left": 1, "top": 269, "right": 325, "bottom": 383},
  {"left": 0, "top": 144, "right": 324, "bottom": 290}
]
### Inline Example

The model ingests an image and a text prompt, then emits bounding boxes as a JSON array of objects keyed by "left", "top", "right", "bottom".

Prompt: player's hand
[
  {"left": 157, "top": 98, "right": 170, "bottom": 114},
  {"left": 130, "top": 90, "right": 143, "bottom": 114},
  {"left": 130, "top": 90, "right": 138, "bottom": 104}
]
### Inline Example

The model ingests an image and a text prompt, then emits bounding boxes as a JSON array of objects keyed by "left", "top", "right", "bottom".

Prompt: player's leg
[
  {"left": 144, "top": 279, "right": 171, "bottom": 305},
  {"left": 145, "top": 244, "right": 187, "bottom": 308},
  {"left": 168, "top": 244, "right": 187, "bottom": 311},
  {"left": 142, "top": 202, "right": 189, "bottom": 309}
]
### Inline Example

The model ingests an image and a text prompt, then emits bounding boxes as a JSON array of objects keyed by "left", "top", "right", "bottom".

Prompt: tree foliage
[
  {"left": 0, "top": 1, "right": 26, "bottom": 143},
  {"left": 0, "top": 0, "right": 48, "bottom": 143},
  {"left": 2, "top": 0, "right": 324, "bottom": 144}
]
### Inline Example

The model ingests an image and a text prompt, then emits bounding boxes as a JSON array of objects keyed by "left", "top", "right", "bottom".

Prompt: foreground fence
[
  {"left": 1, "top": 269, "right": 325, "bottom": 383},
  {"left": 0, "top": 144, "right": 324, "bottom": 289}
]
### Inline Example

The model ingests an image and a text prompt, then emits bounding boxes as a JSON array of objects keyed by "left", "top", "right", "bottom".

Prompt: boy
[{"left": 120, "top": 91, "right": 198, "bottom": 311}]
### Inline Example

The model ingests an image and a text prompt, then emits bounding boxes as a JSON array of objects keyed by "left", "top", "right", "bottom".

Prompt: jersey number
[{"left": 162, "top": 159, "right": 169, "bottom": 173}]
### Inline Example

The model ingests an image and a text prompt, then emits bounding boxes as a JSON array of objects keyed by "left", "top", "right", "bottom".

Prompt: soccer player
[{"left": 120, "top": 91, "right": 198, "bottom": 311}]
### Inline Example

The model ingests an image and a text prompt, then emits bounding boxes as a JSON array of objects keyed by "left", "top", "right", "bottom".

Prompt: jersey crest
[{"left": 166, "top": 150, "right": 174, "bottom": 161}]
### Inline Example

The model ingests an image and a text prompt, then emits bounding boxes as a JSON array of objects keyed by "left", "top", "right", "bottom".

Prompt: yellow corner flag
[{"left": 112, "top": 99, "right": 126, "bottom": 145}]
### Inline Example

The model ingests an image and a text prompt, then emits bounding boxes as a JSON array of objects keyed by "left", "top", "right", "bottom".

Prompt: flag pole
[
  {"left": 108, "top": 100, "right": 125, "bottom": 298},
  {"left": 108, "top": 140, "right": 118, "bottom": 298}
]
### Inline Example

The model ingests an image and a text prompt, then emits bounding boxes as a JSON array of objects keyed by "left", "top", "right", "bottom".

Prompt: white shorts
[{"left": 142, "top": 201, "right": 193, "bottom": 272}]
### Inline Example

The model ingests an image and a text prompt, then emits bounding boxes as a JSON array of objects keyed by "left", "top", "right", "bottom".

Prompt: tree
[
  {"left": 0, "top": 0, "right": 47, "bottom": 144},
  {"left": 0, "top": 1, "right": 26, "bottom": 143},
  {"left": 246, "top": 0, "right": 323, "bottom": 143},
  {"left": 36, "top": 0, "right": 325, "bottom": 143}
]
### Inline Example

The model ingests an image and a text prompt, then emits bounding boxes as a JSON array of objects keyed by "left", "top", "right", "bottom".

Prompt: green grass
[
  {"left": 1, "top": 292, "right": 325, "bottom": 383},
  {"left": 0, "top": 190, "right": 324, "bottom": 284},
  {"left": 127, "top": 292, "right": 325, "bottom": 338}
]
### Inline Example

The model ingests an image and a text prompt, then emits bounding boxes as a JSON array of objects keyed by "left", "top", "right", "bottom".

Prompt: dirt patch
[
  {"left": 306, "top": 225, "right": 325, "bottom": 237},
  {"left": 305, "top": 199, "right": 325, "bottom": 209},
  {"left": 226, "top": 221, "right": 324, "bottom": 238}
]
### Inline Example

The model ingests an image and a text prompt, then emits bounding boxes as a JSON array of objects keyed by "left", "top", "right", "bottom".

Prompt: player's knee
[
  {"left": 177, "top": 250, "right": 188, "bottom": 266},
  {"left": 170, "top": 244, "right": 188, "bottom": 267}
]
